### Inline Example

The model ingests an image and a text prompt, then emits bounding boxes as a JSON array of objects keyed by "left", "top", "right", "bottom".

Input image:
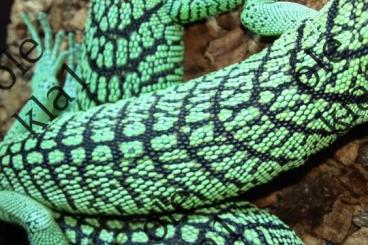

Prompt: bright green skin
[
  {"left": 241, "top": 0, "right": 318, "bottom": 36},
  {"left": 76, "top": 0, "right": 316, "bottom": 110},
  {"left": 7, "top": 0, "right": 316, "bottom": 134},
  {"left": 54, "top": 201, "right": 301, "bottom": 244},
  {"left": 0, "top": 0, "right": 362, "bottom": 244},
  {"left": 76, "top": 0, "right": 245, "bottom": 110}
]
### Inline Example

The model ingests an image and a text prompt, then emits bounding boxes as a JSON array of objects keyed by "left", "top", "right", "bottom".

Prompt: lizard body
[
  {"left": 1, "top": 0, "right": 364, "bottom": 244},
  {"left": 76, "top": 0, "right": 317, "bottom": 110}
]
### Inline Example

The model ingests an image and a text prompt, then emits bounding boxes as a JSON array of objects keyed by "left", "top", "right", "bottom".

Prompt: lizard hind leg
[
  {"left": 241, "top": 0, "right": 318, "bottom": 36},
  {"left": 0, "top": 191, "right": 68, "bottom": 245}
]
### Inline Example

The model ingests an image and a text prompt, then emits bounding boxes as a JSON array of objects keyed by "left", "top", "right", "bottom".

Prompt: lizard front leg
[
  {"left": 5, "top": 12, "right": 68, "bottom": 139},
  {"left": 0, "top": 191, "right": 67, "bottom": 245},
  {"left": 241, "top": 0, "right": 318, "bottom": 36}
]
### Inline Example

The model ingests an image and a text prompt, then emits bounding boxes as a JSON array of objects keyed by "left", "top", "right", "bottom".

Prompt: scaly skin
[
  {"left": 76, "top": 0, "right": 315, "bottom": 110},
  {"left": 241, "top": 0, "right": 318, "bottom": 36},
  {"left": 1, "top": 0, "right": 365, "bottom": 244},
  {"left": 2, "top": 0, "right": 365, "bottom": 216},
  {"left": 54, "top": 201, "right": 301, "bottom": 244},
  {"left": 55, "top": 1, "right": 314, "bottom": 243},
  {"left": 76, "top": 0, "right": 246, "bottom": 110}
]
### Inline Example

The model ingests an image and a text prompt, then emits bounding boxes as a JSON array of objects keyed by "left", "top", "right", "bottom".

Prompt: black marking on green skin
[
  {"left": 2, "top": 2, "right": 368, "bottom": 217},
  {"left": 1, "top": 0, "right": 368, "bottom": 243},
  {"left": 54, "top": 201, "right": 302, "bottom": 244},
  {"left": 77, "top": 0, "right": 185, "bottom": 110},
  {"left": 77, "top": 0, "right": 247, "bottom": 111}
]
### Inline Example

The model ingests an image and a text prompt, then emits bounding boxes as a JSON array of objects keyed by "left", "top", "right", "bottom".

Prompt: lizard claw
[
  {"left": 52, "top": 31, "right": 65, "bottom": 58},
  {"left": 20, "top": 12, "right": 42, "bottom": 53},
  {"left": 37, "top": 12, "right": 53, "bottom": 51}
]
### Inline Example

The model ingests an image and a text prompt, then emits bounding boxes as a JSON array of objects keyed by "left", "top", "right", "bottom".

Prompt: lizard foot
[
  {"left": 5, "top": 12, "right": 68, "bottom": 139},
  {"left": 0, "top": 191, "right": 68, "bottom": 245}
]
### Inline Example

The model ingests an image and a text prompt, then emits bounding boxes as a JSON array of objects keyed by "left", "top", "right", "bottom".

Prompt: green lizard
[
  {"left": 1, "top": 0, "right": 365, "bottom": 244},
  {"left": 6, "top": 0, "right": 318, "bottom": 139},
  {"left": 8, "top": 0, "right": 252, "bottom": 138},
  {"left": 76, "top": 0, "right": 317, "bottom": 111}
]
